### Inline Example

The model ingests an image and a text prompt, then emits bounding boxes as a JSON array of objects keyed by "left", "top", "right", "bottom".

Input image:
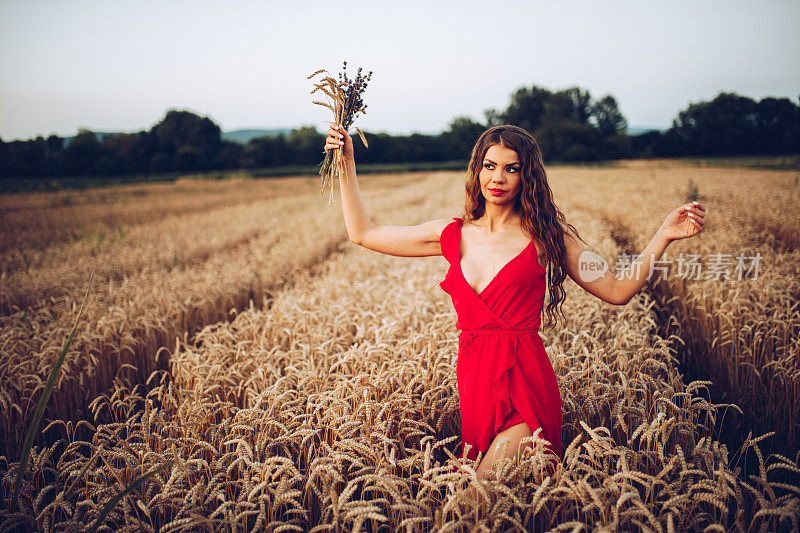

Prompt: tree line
[{"left": 1, "top": 87, "right": 798, "bottom": 180}]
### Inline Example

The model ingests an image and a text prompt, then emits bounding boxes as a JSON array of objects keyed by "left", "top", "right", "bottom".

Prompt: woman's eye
[{"left": 483, "top": 163, "right": 518, "bottom": 172}]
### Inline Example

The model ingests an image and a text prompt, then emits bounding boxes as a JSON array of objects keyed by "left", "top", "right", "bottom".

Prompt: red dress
[{"left": 439, "top": 217, "right": 562, "bottom": 465}]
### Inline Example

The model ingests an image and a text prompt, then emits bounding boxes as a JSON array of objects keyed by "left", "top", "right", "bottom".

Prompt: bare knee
[
  {"left": 493, "top": 436, "right": 514, "bottom": 461},
  {"left": 475, "top": 448, "right": 496, "bottom": 481},
  {"left": 476, "top": 436, "right": 516, "bottom": 479}
]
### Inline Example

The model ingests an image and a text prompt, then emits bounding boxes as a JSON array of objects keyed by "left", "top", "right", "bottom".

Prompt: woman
[{"left": 324, "top": 122, "right": 706, "bottom": 481}]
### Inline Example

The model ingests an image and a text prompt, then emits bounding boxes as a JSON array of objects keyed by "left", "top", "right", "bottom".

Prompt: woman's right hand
[{"left": 326, "top": 122, "right": 354, "bottom": 161}]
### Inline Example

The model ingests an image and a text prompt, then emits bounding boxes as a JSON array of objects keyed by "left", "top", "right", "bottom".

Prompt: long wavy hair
[{"left": 459, "top": 124, "right": 587, "bottom": 330}]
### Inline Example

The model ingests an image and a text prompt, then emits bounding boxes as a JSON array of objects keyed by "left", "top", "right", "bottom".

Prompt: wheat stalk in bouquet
[{"left": 308, "top": 61, "right": 372, "bottom": 202}]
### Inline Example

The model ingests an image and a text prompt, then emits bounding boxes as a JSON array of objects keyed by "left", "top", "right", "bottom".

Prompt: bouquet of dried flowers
[{"left": 307, "top": 60, "right": 372, "bottom": 202}]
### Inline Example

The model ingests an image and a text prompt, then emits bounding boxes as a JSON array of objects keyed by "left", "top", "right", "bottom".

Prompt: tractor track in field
[{"left": 592, "top": 207, "right": 799, "bottom": 485}]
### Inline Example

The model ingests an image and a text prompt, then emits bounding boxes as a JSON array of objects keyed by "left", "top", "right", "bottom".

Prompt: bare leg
[
  {"left": 476, "top": 421, "right": 534, "bottom": 481},
  {"left": 459, "top": 422, "right": 535, "bottom": 516}
]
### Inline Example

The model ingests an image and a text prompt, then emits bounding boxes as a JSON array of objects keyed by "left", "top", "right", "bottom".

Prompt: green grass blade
[
  {"left": 87, "top": 460, "right": 174, "bottom": 533},
  {"left": 63, "top": 442, "right": 104, "bottom": 500},
  {"left": 10, "top": 267, "right": 95, "bottom": 511}
]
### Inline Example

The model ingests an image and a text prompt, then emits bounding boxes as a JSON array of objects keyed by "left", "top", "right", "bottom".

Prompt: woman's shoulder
[
  {"left": 429, "top": 217, "right": 461, "bottom": 262},
  {"left": 425, "top": 216, "right": 461, "bottom": 241}
]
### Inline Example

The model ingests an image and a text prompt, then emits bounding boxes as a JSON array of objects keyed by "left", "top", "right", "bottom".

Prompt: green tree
[
  {"left": 174, "top": 146, "right": 205, "bottom": 171},
  {"left": 45, "top": 135, "right": 63, "bottom": 158},
  {"left": 104, "top": 133, "right": 143, "bottom": 173},
  {"left": 287, "top": 126, "right": 325, "bottom": 165},
  {"left": 483, "top": 108, "right": 502, "bottom": 127},
  {"left": 0, "top": 136, "right": 7, "bottom": 178},
  {"left": 670, "top": 92, "right": 759, "bottom": 155},
  {"left": 441, "top": 116, "right": 486, "bottom": 159},
  {"left": 61, "top": 128, "right": 105, "bottom": 175},
  {"left": 566, "top": 87, "right": 593, "bottom": 124},
  {"left": 212, "top": 141, "right": 243, "bottom": 169},
  {"left": 590, "top": 95, "right": 627, "bottom": 135},
  {"left": 754, "top": 97, "right": 800, "bottom": 153},
  {"left": 536, "top": 121, "right": 602, "bottom": 161},
  {"left": 491, "top": 83, "right": 630, "bottom": 161},
  {"left": 499, "top": 85, "right": 552, "bottom": 132},
  {"left": 544, "top": 87, "right": 592, "bottom": 126},
  {"left": 151, "top": 109, "right": 222, "bottom": 169}
]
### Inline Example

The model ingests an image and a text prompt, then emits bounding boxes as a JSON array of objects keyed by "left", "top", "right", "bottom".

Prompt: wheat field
[{"left": 1, "top": 162, "right": 799, "bottom": 532}]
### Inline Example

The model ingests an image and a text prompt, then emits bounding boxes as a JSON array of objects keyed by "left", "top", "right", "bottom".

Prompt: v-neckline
[{"left": 457, "top": 218, "right": 538, "bottom": 298}]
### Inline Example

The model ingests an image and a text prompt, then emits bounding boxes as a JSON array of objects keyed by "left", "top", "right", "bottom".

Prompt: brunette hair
[{"left": 459, "top": 124, "right": 586, "bottom": 330}]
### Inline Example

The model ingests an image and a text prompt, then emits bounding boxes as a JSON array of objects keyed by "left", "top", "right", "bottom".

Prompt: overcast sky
[{"left": 1, "top": 0, "right": 798, "bottom": 141}]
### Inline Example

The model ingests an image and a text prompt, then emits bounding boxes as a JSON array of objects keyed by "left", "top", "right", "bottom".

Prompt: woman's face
[{"left": 478, "top": 143, "right": 522, "bottom": 206}]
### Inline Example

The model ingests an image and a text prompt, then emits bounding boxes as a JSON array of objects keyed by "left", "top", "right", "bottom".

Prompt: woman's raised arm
[
  {"left": 560, "top": 201, "right": 706, "bottom": 305},
  {"left": 326, "top": 122, "right": 451, "bottom": 257}
]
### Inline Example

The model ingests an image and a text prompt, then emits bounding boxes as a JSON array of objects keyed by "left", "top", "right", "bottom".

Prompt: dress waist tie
[
  {"left": 461, "top": 327, "right": 539, "bottom": 334},
  {"left": 459, "top": 327, "right": 539, "bottom": 357}
]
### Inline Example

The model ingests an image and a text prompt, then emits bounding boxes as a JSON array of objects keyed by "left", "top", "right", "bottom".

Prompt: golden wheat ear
[
  {"left": 322, "top": 78, "right": 342, "bottom": 99},
  {"left": 313, "top": 101, "right": 335, "bottom": 113},
  {"left": 307, "top": 68, "right": 327, "bottom": 79},
  {"left": 311, "top": 84, "right": 336, "bottom": 99},
  {"left": 355, "top": 127, "right": 369, "bottom": 149}
]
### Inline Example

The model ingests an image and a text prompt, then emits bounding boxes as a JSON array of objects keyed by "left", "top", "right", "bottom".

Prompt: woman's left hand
[{"left": 659, "top": 201, "right": 706, "bottom": 242}]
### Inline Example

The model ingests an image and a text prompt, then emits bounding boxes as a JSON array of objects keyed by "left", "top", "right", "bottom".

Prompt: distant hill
[
  {"left": 221, "top": 129, "right": 293, "bottom": 144},
  {"left": 626, "top": 126, "right": 665, "bottom": 135}
]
